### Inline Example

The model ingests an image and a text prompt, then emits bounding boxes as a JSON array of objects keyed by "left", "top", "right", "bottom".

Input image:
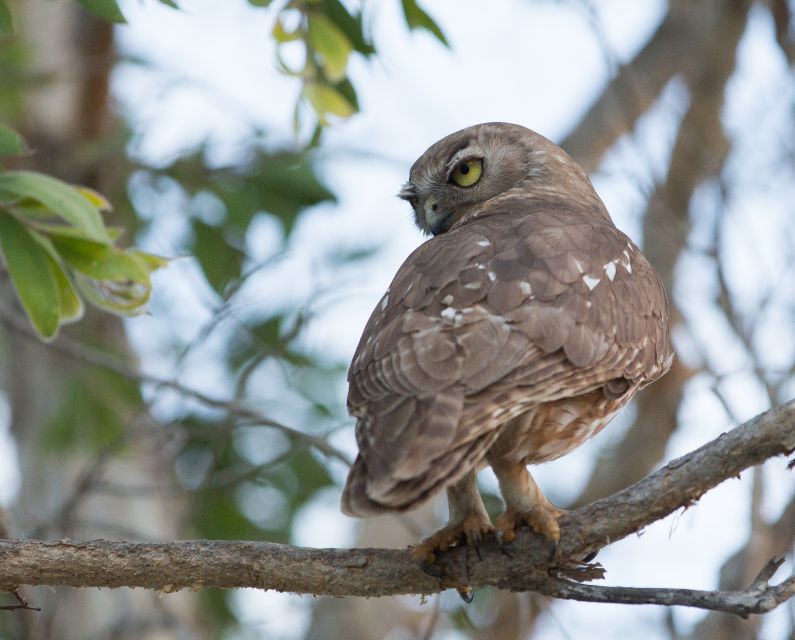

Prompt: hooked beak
[{"left": 424, "top": 195, "right": 452, "bottom": 235}]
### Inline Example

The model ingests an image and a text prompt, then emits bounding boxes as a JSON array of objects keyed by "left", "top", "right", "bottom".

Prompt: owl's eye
[{"left": 451, "top": 158, "right": 483, "bottom": 187}]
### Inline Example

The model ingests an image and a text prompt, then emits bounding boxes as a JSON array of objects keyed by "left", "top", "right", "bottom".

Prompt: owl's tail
[{"left": 340, "top": 454, "right": 393, "bottom": 517}]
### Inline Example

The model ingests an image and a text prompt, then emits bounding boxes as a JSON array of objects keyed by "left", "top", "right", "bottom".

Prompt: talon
[
  {"left": 457, "top": 586, "right": 474, "bottom": 603},
  {"left": 494, "top": 529, "right": 515, "bottom": 557},
  {"left": 582, "top": 550, "right": 598, "bottom": 563},
  {"left": 411, "top": 510, "right": 493, "bottom": 565},
  {"left": 419, "top": 560, "right": 443, "bottom": 578},
  {"left": 494, "top": 505, "right": 563, "bottom": 544}
]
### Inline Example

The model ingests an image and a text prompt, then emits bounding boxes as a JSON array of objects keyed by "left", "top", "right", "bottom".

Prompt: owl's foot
[
  {"left": 493, "top": 504, "right": 564, "bottom": 544},
  {"left": 411, "top": 510, "right": 494, "bottom": 564}
]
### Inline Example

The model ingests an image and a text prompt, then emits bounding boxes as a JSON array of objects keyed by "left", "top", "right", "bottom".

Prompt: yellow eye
[{"left": 451, "top": 158, "right": 483, "bottom": 187}]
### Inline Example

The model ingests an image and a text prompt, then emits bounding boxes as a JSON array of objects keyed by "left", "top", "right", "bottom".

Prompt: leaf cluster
[{"left": 0, "top": 136, "right": 166, "bottom": 339}]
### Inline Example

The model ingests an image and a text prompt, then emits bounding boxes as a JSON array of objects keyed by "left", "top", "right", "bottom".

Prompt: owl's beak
[{"left": 425, "top": 196, "right": 452, "bottom": 235}]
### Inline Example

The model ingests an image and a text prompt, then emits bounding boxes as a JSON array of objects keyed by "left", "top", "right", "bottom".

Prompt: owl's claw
[
  {"left": 411, "top": 511, "right": 493, "bottom": 564},
  {"left": 582, "top": 550, "right": 599, "bottom": 563},
  {"left": 495, "top": 530, "right": 515, "bottom": 558},
  {"left": 457, "top": 586, "right": 475, "bottom": 603},
  {"left": 494, "top": 505, "right": 564, "bottom": 545}
]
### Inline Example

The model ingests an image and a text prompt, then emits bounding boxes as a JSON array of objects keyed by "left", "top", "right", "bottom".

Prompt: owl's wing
[{"left": 342, "top": 202, "right": 672, "bottom": 516}]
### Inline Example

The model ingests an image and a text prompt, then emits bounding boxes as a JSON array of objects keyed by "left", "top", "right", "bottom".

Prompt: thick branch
[{"left": 0, "top": 401, "right": 792, "bottom": 607}]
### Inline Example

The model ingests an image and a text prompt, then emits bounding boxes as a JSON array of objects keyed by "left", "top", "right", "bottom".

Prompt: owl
[{"left": 341, "top": 122, "right": 673, "bottom": 561}]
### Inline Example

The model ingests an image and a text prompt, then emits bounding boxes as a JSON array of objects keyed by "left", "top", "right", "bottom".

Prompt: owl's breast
[{"left": 488, "top": 386, "right": 632, "bottom": 465}]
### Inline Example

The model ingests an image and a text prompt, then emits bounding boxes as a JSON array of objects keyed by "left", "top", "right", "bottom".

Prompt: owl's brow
[
  {"left": 397, "top": 182, "right": 418, "bottom": 200},
  {"left": 445, "top": 143, "right": 484, "bottom": 176}
]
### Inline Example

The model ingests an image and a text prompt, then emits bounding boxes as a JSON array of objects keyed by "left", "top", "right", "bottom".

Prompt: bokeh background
[{"left": 0, "top": 0, "right": 794, "bottom": 638}]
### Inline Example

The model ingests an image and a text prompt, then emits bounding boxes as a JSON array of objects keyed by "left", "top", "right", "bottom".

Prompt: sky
[{"left": 4, "top": 0, "right": 794, "bottom": 638}]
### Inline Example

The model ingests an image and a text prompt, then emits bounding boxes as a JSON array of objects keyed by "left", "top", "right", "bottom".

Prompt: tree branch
[
  {"left": 539, "top": 557, "right": 795, "bottom": 618},
  {"left": 0, "top": 400, "right": 792, "bottom": 612}
]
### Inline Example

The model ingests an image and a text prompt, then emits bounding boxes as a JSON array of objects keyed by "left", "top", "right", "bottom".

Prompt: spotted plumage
[{"left": 341, "top": 123, "right": 672, "bottom": 555}]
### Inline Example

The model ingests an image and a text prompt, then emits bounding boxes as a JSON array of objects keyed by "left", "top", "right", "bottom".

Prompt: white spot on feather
[
  {"left": 519, "top": 282, "right": 532, "bottom": 296},
  {"left": 487, "top": 271, "right": 497, "bottom": 281},
  {"left": 463, "top": 281, "right": 482, "bottom": 289},
  {"left": 441, "top": 294, "right": 454, "bottom": 305},
  {"left": 621, "top": 249, "right": 632, "bottom": 273},
  {"left": 573, "top": 258, "right": 585, "bottom": 274},
  {"left": 583, "top": 275, "right": 601, "bottom": 290},
  {"left": 441, "top": 307, "right": 457, "bottom": 320},
  {"left": 603, "top": 261, "right": 617, "bottom": 281},
  {"left": 477, "top": 239, "right": 491, "bottom": 247},
  {"left": 380, "top": 294, "right": 389, "bottom": 310}
]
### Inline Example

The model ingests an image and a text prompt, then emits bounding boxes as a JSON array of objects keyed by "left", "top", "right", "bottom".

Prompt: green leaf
[
  {"left": 0, "top": 0, "right": 14, "bottom": 35},
  {"left": 45, "top": 253, "right": 84, "bottom": 323},
  {"left": 29, "top": 220, "right": 125, "bottom": 243},
  {"left": 192, "top": 219, "right": 245, "bottom": 294},
  {"left": 74, "top": 273, "right": 152, "bottom": 315},
  {"left": 0, "top": 213, "right": 60, "bottom": 339},
  {"left": 248, "top": 0, "right": 273, "bottom": 6},
  {"left": 307, "top": 13, "right": 352, "bottom": 82},
  {"left": 49, "top": 235, "right": 149, "bottom": 283},
  {"left": 29, "top": 220, "right": 111, "bottom": 240},
  {"left": 158, "top": 0, "right": 179, "bottom": 8},
  {"left": 272, "top": 16, "right": 302, "bottom": 43},
  {"left": 322, "top": 0, "right": 375, "bottom": 56},
  {"left": 75, "top": 186, "right": 112, "bottom": 211},
  {"left": 0, "top": 125, "right": 25, "bottom": 157},
  {"left": 131, "top": 250, "right": 169, "bottom": 271},
  {"left": 74, "top": 0, "right": 126, "bottom": 23},
  {"left": 333, "top": 76, "right": 359, "bottom": 112},
  {"left": 215, "top": 154, "right": 334, "bottom": 235},
  {"left": 303, "top": 82, "right": 355, "bottom": 123},
  {"left": 400, "top": 0, "right": 449, "bottom": 47},
  {"left": 0, "top": 171, "right": 108, "bottom": 241}
]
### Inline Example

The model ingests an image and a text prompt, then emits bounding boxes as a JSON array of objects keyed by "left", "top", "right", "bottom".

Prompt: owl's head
[{"left": 399, "top": 122, "right": 603, "bottom": 236}]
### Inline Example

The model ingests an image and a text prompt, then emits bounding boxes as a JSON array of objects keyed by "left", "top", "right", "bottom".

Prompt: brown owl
[{"left": 341, "top": 122, "right": 673, "bottom": 560}]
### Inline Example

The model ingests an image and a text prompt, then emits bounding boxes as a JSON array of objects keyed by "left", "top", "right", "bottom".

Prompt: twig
[
  {"left": 537, "top": 557, "right": 794, "bottom": 618},
  {"left": 419, "top": 594, "right": 441, "bottom": 640},
  {"left": 0, "top": 302, "right": 351, "bottom": 466},
  {"left": 0, "top": 589, "right": 41, "bottom": 613}
]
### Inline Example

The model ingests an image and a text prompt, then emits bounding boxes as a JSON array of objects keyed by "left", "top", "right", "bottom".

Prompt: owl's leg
[
  {"left": 411, "top": 470, "right": 492, "bottom": 563},
  {"left": 491, "top": 460, "right": 563, "bottom": 543}
]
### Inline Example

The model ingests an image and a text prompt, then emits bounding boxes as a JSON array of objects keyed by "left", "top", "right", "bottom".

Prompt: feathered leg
[
  {"left": 491, "top": 459, "right": 563, "bottom": 543},
  {"left": 411, "top": 469, "right": 492, "bottom": 563}
]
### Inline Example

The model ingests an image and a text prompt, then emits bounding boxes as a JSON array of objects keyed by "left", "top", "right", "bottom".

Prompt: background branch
[{"left": 0, "top": 302, "right": 351, "bottom": 466}]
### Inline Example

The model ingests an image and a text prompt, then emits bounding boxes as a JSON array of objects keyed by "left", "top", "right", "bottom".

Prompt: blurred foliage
[
  {"left": 42, "top": 367, "right": 141, "bottom": 452},
  {"left": 273, "top": 0, "right": 447, "bottom": 133},
  {"left": 0, "top": 0, "right": 442, "bottom": 637},
  {"left": 0, "top": 156, "right": 167, "bottom": 339},
  {"left": 0, "top": 0, "right": 446, "bottom": 133}
]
